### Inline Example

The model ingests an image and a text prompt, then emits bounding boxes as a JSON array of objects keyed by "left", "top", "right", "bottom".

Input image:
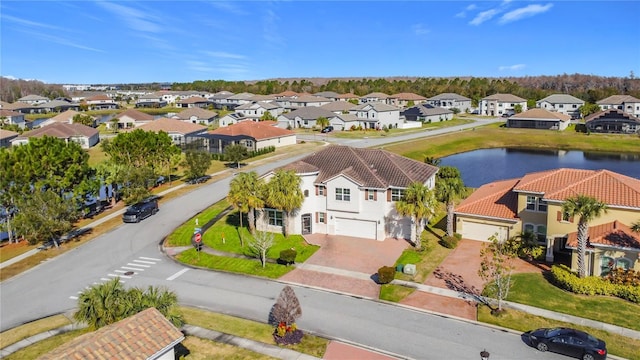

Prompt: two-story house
[
  {"left": 17, "top": 95, "right": 49, "bottom": 106},
  {"left": 360, "top": 92, "right": 390, "bottom": 104},
  {"left": 256, "top": 145, "right": 439, "bottom": 241},
  {"left": 235, "top": 101, "right": 284, "bottom": 120},
  {"left": 479, "top": 93, "right": 527, "bottom": 117},
  {"left": 536, "top": 94, "right": 585, "bottom": 119},
  {"left": 597, "top": 95, "right": 640, "bottom": 117},
  {"left": 425, "top": 93, "right": 472, "bottom": 113},
  {"left": 455, "top": 168, "right": 640, "bottom": 276},
  {"left": 349, "top": 103, "right": 401, "bottom": 129},
  {"left": 225, "top": 92, "right": 256, "bottom": 109},
  {"left": 387, "top": 93, "right": 427, "bottom": 108},
  {"left": 277, "top": 107, "right": 337, "bottom": 129}
]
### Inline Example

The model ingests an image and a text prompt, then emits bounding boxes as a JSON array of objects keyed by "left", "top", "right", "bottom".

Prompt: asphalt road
[{"left": 0, "top": 117, "right": 571, "bottom": 359}]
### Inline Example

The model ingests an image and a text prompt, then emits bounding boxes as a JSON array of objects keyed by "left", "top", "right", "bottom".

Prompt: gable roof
[
  {"left": 352, "top": 103, "right": 400, "bottom": 112},
  {"left": 320, "top": 101, "right": 356, "bottom": 112},
  {"left": 482, "top": 93, "right": 526, "bottom": 102},
  {"left": 314, "top": 91, "right": 340, "bottom": 98},
  {"left": 281, "top": 107, "right": 337, "bottom": 120},
  {"left": 361, "top": 92, "right": 389, "bottom": 99},
  {"left": 175, "top": 107, "right": 218, "bottom": 120},
  {"left": 597, "top": 94, "right": 640, "bottom": 105},
  {"left": 209, "top": 121, "right": 294, "bottom": 140},
  {"left": 38, "top": 308, "right": 184, "bottom": 360},
  {"left": 538, "top": 94, "right": 585, "bottom": 104},
  {"left": 236, "top": 102, "right": 280, "bottom": 110},
  {"left": 0, "top": 129, "right": 20, "bottom": 140},
  {"left": 3, "top": 101, "right": 33, "bottom": 110},
  {"left": 402, "top": 104, "right": 453, "bottom": 117},
  {"left": 85, "top": 94, "right": 112, "bottom": 102},
  {"left": 455, "top": 178, "right": 520, "bottom": 221},
  {"left": 176, "top": 96, "right": 210, "bottom": 104},
  {"left": 38, "top": 100, "right": 76, "bottom": 108},
  {"left": 336, "top": 93, "right": 358, "bottom": 99},
  {"left": 17, "top": 122, "right": 98, "bottom": 139},
  {"left": 289, "top": 95, "right": 331, "bottom": 103},
  {"left": 427, "top": 93, "right": 471, "bottom": 101},
  {"left": 227, "top": 92, "right": 255, "bottom": 100},
  {"left": 0, "top": 109, "right": 23, "bottom": 117},
  {"left": 511, "top": 108, "right": 571, "bottom": 121},
  {"left": 18, "top": 94, "right": 48, "bottom": 101},
  {"left": 584, "top": 108, "right": 640, "bottom": 123},
  {"left": 389, "top": 92, "right": 427, "bottom": 101},
  {"left": 48, "top": 109, "right": 94, "bottom": 124},
  {"left": 115, "top": 109, "right": 154, "bottom": 121},
  {"left": 134, "top": 117, "right": 206, "bottom": 134},
  {"left": 275, "top": 90, "right": 299, "bottom": 97},
  {"left": 566, "top": 221, "right": 640, "bottom": 250},
  {"left": 278, "top": 145, "right": 438, "bottom": 189}
]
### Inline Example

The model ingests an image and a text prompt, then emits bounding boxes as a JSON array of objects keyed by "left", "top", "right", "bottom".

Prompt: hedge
[
  {"left": 550, "top": 265, "right": 640, "bottom": 303},
  {"left": 211, "top": 146, "right": 276, "bottom": 161}
]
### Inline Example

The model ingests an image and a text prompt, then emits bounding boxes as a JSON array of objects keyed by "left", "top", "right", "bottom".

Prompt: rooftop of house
[
  {"left": 361, "top": 92, "right": 390, "bottom": 99},
  {"left": 566, "top": 221, "right": 640, "bottom": 250},
  {"left": 209, "top": 120, "right": 294, "bottom": 140},
  {"left": 511, "top": 108, "right": 571, "bottom": 121},
  {"left": 389, "top": 92, "right": 427, "bottom": 101},
  {"left": 482, "top": 93, "right": 526, "bottom": 102},
  {"left": 16, "top": 121, "right": 98, "bottom": 139},
  {"left": 134, "top": 117, "right": 207, "bottom": 134},
  {"left": 597, "top": 94, "right": 640, "bottom": 105},
  {"left": 454, "top": 178, "right": 520, "bottom": 220},
  {"left": 427, "top": 93, "right": 471, "bottom": 101},
  {"left": 320, "top": 101, "right": 357, "bottom": 112},
  {"left": 115, "top": 109, "right": 155, "bottom": 121},
  {"left": 402, "top": 104, "right": 453, "bottom": 116},
  {"left": 351, "top": 102, "right": 400, "bottom": 112},
  {"left": 281, "top": 106, "right": 337, "bottom": 120},
  {"left": 174, "top": 107, "right": 218, "bottom": 119},
  {"left": 537, "top": 93, "right": 585, "bottom": 104},
  {"left": 585, "top": 108, "right": 640, "bottom": 123}
]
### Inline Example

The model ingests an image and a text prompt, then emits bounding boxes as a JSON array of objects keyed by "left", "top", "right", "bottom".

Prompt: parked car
[
  {"left": 321, "top": 126, "right": 334, "bottom": 133},
  {"left": 122, "top": 196, "right": 159, "bottom": 223},
  {"left": 523, "top": 327, "right": 607, "bottom": 360}
]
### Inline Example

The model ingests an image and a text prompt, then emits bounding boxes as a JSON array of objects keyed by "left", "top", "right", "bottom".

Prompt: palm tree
[
  {"left": 562, "top": 195, "right": 608, "bottom": 278},
  {"left": 227, "top": 171, "right": 265, "bottom": 239},
  {"left": 264, "top": 170, "right": 304, "bottom": 237},
  {"left": 632, "top": 220, "right": 640, "bottom": 233},
  {"left": 395, "top": 182, "right": 437, "bottom": 249},
  {"left": 436, "top": 175, "right": 466, "bottom": 237}
]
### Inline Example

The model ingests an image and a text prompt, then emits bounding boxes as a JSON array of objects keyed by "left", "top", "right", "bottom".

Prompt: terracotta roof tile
[
  {"left": 134, "top": 117, "right": 207, "bottom": 134},
  {"left": 278, "top": 145, "right": 438, "bottom": 188},
  {"left": 17, "top": 122, "right": 98, "bottom": 139},
  {"left": 38, "top": 308, "right": 184, "bottom": 360},
  {"left": 209, "top": 120, "right": 294, "bottom": 140},
  {"left": 455, "top": 178, "right": 520, "bottom": 220},
  {"left": 566, "top": 221, "right": 640, "bottom": 250}
]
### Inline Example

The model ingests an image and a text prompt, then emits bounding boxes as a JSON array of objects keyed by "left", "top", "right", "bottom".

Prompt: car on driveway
[
  {"left": 523, "top": 327, "right": 607, "bottom": 360},
  {"left": 321, "top": 126, "right": 334, "bottom": 133}
]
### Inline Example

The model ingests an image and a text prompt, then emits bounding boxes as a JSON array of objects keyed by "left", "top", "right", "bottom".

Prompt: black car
[
  {"left": 321, "top": 126, "right": 334, "bottom": 133},
  {"left": 122, "top": 197, "right": 159, "bottom": 223},
  {"left": 523, "top": 327, "right": 607, "bottom": 360}
]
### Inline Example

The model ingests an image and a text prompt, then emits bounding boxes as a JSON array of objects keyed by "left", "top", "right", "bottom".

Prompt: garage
[
  {"left": 459, "top": 220, "right": 508, "bottom": 242},
  {"left": 335, "top": 218, "right": 377, "bottom": 240}
]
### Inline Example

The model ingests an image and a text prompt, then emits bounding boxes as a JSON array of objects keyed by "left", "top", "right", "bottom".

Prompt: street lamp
[{"left": 480, "top": 349, "right": 490, "bottom": 360}]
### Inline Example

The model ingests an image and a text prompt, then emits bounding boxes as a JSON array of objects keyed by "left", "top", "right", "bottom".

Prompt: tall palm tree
[
  {"left": 562, "top": 195, "right": 608, "bottom": 278},
  {"left": 395, "top": 182, "right": 437, "bottom": 249},
  {"left": 264, "top": 170, "right": 304, "bottom": 237},
  {"left": 436, "top": 175, "right": 466, "bottom": 237},
  {"left": 227, "top": 171, "right": 265, "bottom": 236}
]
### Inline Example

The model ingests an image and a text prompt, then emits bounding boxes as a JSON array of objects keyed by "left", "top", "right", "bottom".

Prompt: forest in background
[{"left": 1, "top": 73, "right": 639, "bottom": 105}]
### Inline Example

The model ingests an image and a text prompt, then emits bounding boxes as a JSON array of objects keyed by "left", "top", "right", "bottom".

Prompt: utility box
[
  {"left": 396, "top": 264, "right": 404, "bottom": 273},
  {"left": 403, "top": 264, "right": 416, "bottom": 275}
]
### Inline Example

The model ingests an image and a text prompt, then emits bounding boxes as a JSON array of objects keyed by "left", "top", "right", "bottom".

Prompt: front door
[{"left": 301, "top": 214, "right": 312, "bottom": 235}]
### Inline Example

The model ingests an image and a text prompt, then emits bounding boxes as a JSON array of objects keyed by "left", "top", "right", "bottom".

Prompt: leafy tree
[
  {"left": 271, "top": 285, "right": 302, "bottom": 326},
  {"left": 478, "top": 234, "right": 519, "bottom": 312},
  {"left": 182, "top": 150, "right": 211, "bottom": 181},
  {"left": 12, "top": 189, "right": 79, "bottom": 247},
  {"left": 406, "top": 100, "right": 415, "bottom": 107},
  {"left": 227, "top": 171, "right": 265, "bottom": 237},
  {"left": 72, "top": 113, "right": 95, "bottom": 127},
  {"left": 423, "top": 156, "right": 441, "bottom": 166},
  {"left": 264, "top": 170, "right": 304, "bottom": 237},
  {"left": 316, "top": 117, "right": 329, "bottom": 129},
  {"left": 248, "top": 231, "right": 274, "bottom": 268},
  {"left": 562, "top": 195, "right": 608, "bottom": 278},
  {"left": 74, "top": 278, "right": 183, "bottom": 330},
  {"left": 119, "top": 166, "right": 155, "bottom": 204},
  {"left": 451, "top": 107, "right": 461, "bottom": 114},
  {"left": 224, "top": 144, "right": 248, "bottom": 168},
  {"left": 260, "top": 111, "right": 276, "bottom": 121},
  {"left": 395, "top": 182, "right": 437, "bottom": 249},
  {"left": 435, "top": 166, "right": 466, "bottom": 237},
  {"left": 109, "top": 117, "right": 119, "bottom": 133},
  {"left": 579, "top": 102, "right": 601, "bottom": 118},
  {"left": 514, "top": 104, "right": 523, "bottom": 114}
]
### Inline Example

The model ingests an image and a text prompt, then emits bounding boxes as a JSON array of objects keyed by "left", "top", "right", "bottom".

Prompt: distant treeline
[{"left": 2, "top": 73, "right": 639, "bottom": 105}]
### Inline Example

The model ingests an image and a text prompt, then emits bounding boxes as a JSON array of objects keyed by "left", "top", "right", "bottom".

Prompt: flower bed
[{"left": 273, "top": 322, "right": 303, "bottom": 345}]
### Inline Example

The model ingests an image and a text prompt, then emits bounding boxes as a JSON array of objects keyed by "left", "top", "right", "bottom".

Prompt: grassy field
[
  {"left": 320, "top": 118, "right": 474, "bottom": 139},
  {"left": 381, "top": 123, "right": 640, "bottom": 160}
]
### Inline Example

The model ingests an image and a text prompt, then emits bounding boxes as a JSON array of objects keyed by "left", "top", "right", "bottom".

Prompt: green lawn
[
  {"left": 507, "top": 273, "right": 640, "bottom": 331},
  {"left": 177, "top": 249, "right": 295, "bottom": 278},
  {"left": 165, "top": 201, "right": 231, "bottom": 247}
]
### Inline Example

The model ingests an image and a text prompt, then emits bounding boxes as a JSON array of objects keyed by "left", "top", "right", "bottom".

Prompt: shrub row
[
  {"left": 211, "top": 146, "right": 276, "bottom": 161},
  {"left": 550, "top": 265, "right": 640, "bottom": 303}
]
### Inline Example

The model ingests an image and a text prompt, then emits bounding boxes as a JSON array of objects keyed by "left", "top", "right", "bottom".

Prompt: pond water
[{"left": 440, "top": 148, "right": 640, "bottom": 188}]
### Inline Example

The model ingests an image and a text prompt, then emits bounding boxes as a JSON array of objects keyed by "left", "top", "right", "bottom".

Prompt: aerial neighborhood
[{"left": 1, "top": 76, "right": 640, "bottom": 360}]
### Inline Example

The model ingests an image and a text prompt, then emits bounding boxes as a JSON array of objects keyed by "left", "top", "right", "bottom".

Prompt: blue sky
[{"left": 1, "top": 1, "right": 639, "bottom": 84}]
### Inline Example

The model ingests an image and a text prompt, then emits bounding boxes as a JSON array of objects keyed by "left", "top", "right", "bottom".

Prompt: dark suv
[
  {"left": 122, "top": 197, "right": 159, "bottom": 223},
  {"left": 321, "top": 126, "right": 334, "bottom": 133}
]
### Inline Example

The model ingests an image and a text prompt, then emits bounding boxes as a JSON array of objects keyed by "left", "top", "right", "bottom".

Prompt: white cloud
[
  {"left": 207, "top": 1, "right": 248, "bottom": 16},
  {"left": 456, "top": 4, "right": 478, "bottom": 18},
  {"left": 203, "top": 51, "right": 246, "bottom": 60},
  {"left": 499, "top": 3, "right": 553, "bottom": 24},
  {"left": 499, "top": 64, "right": 526, "bottom": 71},
  {"left": 262, "top": 7, "right": 284, "bottom": 50},
  {"left": 96, "top": 2, "right": 162, "bottom": 33},
  {"left": 1, "top": 14, "right": 62, "bottom": 30},
  {"left": 412, "top": 24, "right": 429, "bottom": 35},
  {"left": 469, "top": 9, "right": 500, "bottom": 25},
  {"left": 17, "top": 28, "right": 104, "bottom": 53}
]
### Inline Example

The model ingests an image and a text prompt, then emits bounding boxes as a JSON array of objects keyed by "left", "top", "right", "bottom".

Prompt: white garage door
[
  {"left": 335, "top": 218, "right": 377, "bottom": 240},
  {"left": 460, "top": 221, "right": 508, "bottom": 242}
]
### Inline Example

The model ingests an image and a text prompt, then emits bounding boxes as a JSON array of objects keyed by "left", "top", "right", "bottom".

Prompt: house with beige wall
[{"left": 479, "top": 93, "right": 527, "bottom": 117}]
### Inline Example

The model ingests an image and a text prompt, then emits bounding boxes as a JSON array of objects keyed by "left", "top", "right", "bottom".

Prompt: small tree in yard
[
  {"left": 271, "top": 285, "right": 304, "bottom": 345},
  {"left": 224, "top": 144, "right": 248, "bottom": 168},
  {"left": 182, "top": 150, "right": 212, "bottom": 181},
  {"left": 478, "top": 234, "right": 519, "bottom": 313},
  {"left": 249, "top": 231, "right": 274, "bottom": 268}
]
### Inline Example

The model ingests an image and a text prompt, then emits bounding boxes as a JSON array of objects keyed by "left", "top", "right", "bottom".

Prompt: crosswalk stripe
[
  {"left": 108, "top": 273, "right": 131, "bottom": 279},
  {"left": 122, "top": 266, "right": 144, "bottom": 271},
  {"left": 133, "top": 260, "right": 155, "bottom": 265},
  {"left": 127, "top": 262, "right": 150, "bottom": 268},
  {"left": 139, "top": 257, "right": 161, "bottom": 261},
  {"left": 69, "top": 296, "right": 78, "bottom": 300}
]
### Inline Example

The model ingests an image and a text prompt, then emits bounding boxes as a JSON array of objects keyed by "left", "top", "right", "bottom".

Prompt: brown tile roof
[
  {"left": 175, "top": 107, "right": 218, "bottom": 120},
  {"left": 85, "top": 94, "right": 112, "bottom": 101},
  {"left": 515, "top": 168, "right": 640, "bottom": 208},
  {"left": 482, "top": 93, "right": 526, "bottom": 102},
  {"left": 584, "top": 108, "right": 640, "bottom": 123},
  {"left": 278, "top": 145, "right": 438, "bottom": 188},
  {"left": 336, "top": 93, "right": 358, "bottom": 99},
  {"left": 0, "top": 129, "right": 19, "bottom": 140},
  {"left": 455, "top": 178, "right": 520, "bottom": 220},
  {"left": 0, "top": 109, "right": 22, "bottom": 117},
  {"left": 566, "top": 221, "right": 640, "bottom": 250},
  {"left": 134, "top": 117, "right": 207, "bottom": 134},
  {"left": 389, "top": 92, "right": 427, "bottom": 101},
  {"left": 177, "top": 96, "right": 209, "bottom": 104},
  {"left": 18, "top": 122, "right": 98, "bottom": 139},
  {"left": 512, "top": 108, "right": 571, "bottom": 121},
  {"left": 597, "top": 94, "right": 640, "bottom": 105},
  {"left": 115, "top": 109, "right": 154, "bottom": 121},
  {"left": 276, "top": 90, "right": 299, "bottom": 97},
  {"left": 209, "top": 120, "right": 294, "bottom": 140},
  {"left": 362, "top": 92, "right": 390, "bottom": 99},
  {"left": 38, "top": 308, "right": 184, "bottom": 360},
  {"left": 3, "top": 101, "right": 33, "bottom": 110}
]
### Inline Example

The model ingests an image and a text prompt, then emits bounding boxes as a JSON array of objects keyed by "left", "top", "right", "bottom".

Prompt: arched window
[
  {"left": 616, "top": 257, "right": 632, "bottom": 270},
  {"left": 524, "top": 224, "right": 534, "bottom": 234},
  {"left": 600, "top": 256, "right": 614, "bottom": 276}
]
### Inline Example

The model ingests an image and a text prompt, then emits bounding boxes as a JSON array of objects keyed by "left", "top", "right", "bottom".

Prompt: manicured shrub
[
  {"left": 279, "top": 249, "right": 297, "bottom": 265},
  {"left": 377, "top": 266, "right": 396, "bottom": 284},
  {"left": 440, "top": 234, "right": 461, "bottom": 249},
  {"left": 550, "top": 265, "right": 640, "bottom": 303}
]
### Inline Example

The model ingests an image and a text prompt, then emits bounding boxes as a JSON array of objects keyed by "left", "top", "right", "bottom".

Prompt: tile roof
[
  {"left": 482, "top": 93, "right": 526, "bottom": 102},
  {"left": 115, "top": 109, "right": 154, "bottom": 121},
  {"left": 352, "top": 103, "right": 400, "bottom": 112},
  {"left": 566, "top": 221, "right": 640, "bottom": 250},
  {"left": 281, "top": 107, "right": 337, "bottom": 120},
  {"left": 427, "top": 93, "right": 471, "bottom": 101},
  {"left": 38, "top": 308, "right": 184, "bottom": 360},
  {"left": 134, "top": 117, "right": 207, "bottom": 134},
  {"left": 3, "top": 101, "right": 33, "bottom": 110},
  {"left": 584, "top": 108, "right": 640, "bottom": 123},
  {"left": 455, "top": 178, "right": 520, "bottom": 220},
  {"left": 175, "top": 107, "right": 217, "bottom": 120},
  {"left": 0, "top": 129, "right": 19, "bottom": 140},
  {"left": 49, "top": 110, "right": 93, "bottom": 123},
  {"left": 402, "top": 104, "right": 453, "bottom": 117},
  {"left": 290, "top": 95, "right": 331, "bottom": 103},
  {"left": 17, "top": 122, "right": 98, "bottom": 139},
  {"left": 511, "top": 108, "right": 571, "bottom": 121},
  {"left": 320, "top": 101, "right": 356, "bottom": 112},
  {"left": 177, "top": 96, "right": 209, "bottom": 104},
  {"left": 276, "top": 90, "right": 299, "bottom": 97},
  {"left": 18, "top": 94, "right": 49, "bottom": 101},
  {"left": 361, "top": 92, "right": 390, "bottom": 99},
  {"left": 314, "top": 91, "right": 340, "bottom": 98},
  {"left": 389, "top": 92, "right": 427, "bottom": 101},
  {"left": 336, "top": 93, "right": 358, "bottom": 99},
  {"left": 278, "top": 145, "right": 438, "bottom": 188},
  {"left": 538, "top": 94, "right": 585, "bottom": 104},
  {"left": 38, "top": 100, "right": 76, "bottom": 108},
  {"left": 0, "top": 109, "right": 22, "bottom": 117},
  {"left": 597, "top": 94, "right": 640, "bottom": 105},
  {"left": 248, "top": 94, "right": 278, "bottom": 102},
  {"left": 227, "top": 92, "right": 255, "bottom": 100},
  {"left": 85, "top": 94, "right": 112, "bottom": 101},
  {"left": 209, "top": 120, "right": 294, "bottom": 140}
]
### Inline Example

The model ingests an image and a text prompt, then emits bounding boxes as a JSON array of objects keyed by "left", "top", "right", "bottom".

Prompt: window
[
  {"left": 391, "top": 189, "right": 404, "bottom": 201},
  {"left": 526, "top": 196, "right": 537, "bottom": 210},
  {"left": 267, "top": 209, "right": 283, "bottom": 226},
  {"left": 366, "top": 189, "right": 375, "bottom": 201},
  {"left": 526, "top": 196, "right": 547, "bottom": 212},
  {"left": 524, "top": 224, "right": 535, "bottom": 234},
  {"left": 335, "top": 188, "right": 351, "bottom": 201},
  {"left": 304, "top": 190, "right": 309, "bottom": 197},
  {"left": 537, "top": 198, "right": 547, "bottom": 212},
  {"left": 616, "top": 257, "right": 632, "bottom": 270},
  {"left": 318, "top": 186, "right": 325, "bottom": 196},
  {"left": 318, "top": 212, "right": 325, "bottom": 223},
  {"left": 536, "top": 225, "right": 547, "bottom": 242}
]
